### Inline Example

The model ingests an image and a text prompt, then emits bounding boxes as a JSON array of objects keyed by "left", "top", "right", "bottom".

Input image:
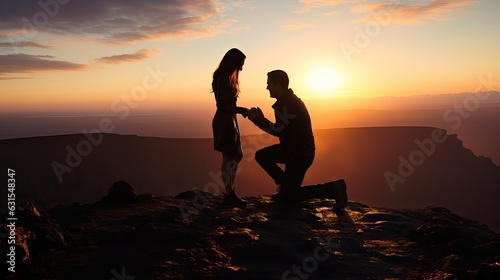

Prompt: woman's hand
[
  {"left": 247, "top": 107, "right": 264, "bottom": 121},
  {"left": 242, "top": 108, "right": 250, "bottom": 118}
]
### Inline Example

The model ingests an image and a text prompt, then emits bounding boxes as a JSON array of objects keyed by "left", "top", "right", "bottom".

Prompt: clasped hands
[{"left": 245, "top": 107, "right": 264, "bottom": 121}]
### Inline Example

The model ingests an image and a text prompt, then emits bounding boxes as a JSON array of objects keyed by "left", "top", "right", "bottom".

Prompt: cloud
[
  {"left": 0, "top": 76, "right": 31, "bottom": 80},
  {"left": 295, "top": 0, "right": 477, "bottom": 24},
  {"left": 96, "top": 49, "right": 158, "bottom": 64},
  {"left": 0, "top": 41, "right": 51, "bottom": 49},
  {"left": 0, "top": 0, "right": 230, "bottom": 44},
  {"left": 0, "top": 47, "right": 159, "bottom": 80},
  {"left": 351, "top": 0, "right": 478, "bottom": 24},
  {"left": 0, "top": 54, "right": 87, "bottom": 75}
]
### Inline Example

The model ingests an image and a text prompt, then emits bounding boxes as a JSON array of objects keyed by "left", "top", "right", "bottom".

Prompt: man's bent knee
[{"left": 255, "top": 148, "right": 266, "bottom": 164}]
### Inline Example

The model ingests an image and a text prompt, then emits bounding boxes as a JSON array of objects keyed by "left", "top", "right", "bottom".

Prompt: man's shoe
[
  {"left": 223, "top": 189, "right": 247, "bottom": 208},
  {"left": 332, "top": 180, "right": 348, "bottom": 211}
]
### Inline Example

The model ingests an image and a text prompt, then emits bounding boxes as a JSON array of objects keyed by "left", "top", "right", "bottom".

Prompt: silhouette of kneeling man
[{"left": 247, "top": 70, "right": 348, "bottom": 210}]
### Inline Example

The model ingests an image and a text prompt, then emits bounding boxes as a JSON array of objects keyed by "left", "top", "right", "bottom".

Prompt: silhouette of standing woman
[{"left": 212, "top": 48, "right": 248, "bottom": 207}]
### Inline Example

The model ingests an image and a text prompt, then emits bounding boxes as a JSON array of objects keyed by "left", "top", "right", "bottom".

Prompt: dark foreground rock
[
  {"left": 101, "top": 180, "right": 137, "bottom": 203},
  {"left": 1, "top": 193, "right": 499, "bottom": 279}
]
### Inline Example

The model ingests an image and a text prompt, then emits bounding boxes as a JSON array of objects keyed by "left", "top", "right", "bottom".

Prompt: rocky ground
[{"left": 2, "top": 188, "right": 499, "bottom": 279}]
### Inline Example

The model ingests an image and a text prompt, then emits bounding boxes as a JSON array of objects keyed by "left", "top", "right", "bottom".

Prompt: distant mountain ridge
[
  {"left": 2, "top": 92, "right": 499, "bottom": 166},
  {"left": 0, "top": 127, "right": 499, "bottom": 231}
]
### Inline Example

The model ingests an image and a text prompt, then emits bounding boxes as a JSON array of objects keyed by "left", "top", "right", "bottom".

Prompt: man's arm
[{"left": 248, "top": 106, "right": 296, "bottom": 137}]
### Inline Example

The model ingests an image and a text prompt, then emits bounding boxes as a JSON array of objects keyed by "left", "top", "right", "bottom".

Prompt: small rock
[
  {"left": 442, "top": 254, "right": 461, "bottom": 271},
  {"left": 103, "top": 181, "right": 137, "bottom": 203}
]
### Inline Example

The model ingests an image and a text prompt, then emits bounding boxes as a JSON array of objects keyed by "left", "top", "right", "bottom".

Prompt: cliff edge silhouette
[
  {"left": 2, "top": 184, "right": 499, "bottom": 280},
  {"left": 1, "top": 127, "right": 499, "bottom": 231}
]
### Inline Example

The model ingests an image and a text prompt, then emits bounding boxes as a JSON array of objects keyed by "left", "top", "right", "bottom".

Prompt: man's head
[{"left": 267, "top": 70, "right": 289, "bottom": 99}]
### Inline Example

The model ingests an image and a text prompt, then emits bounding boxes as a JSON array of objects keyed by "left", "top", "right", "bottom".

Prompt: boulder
[{"left": 103, "top": 181, "right": 137, "bottom": 203}]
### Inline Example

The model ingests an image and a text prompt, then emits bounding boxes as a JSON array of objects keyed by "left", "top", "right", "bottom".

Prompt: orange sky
[{"left": 1, "top": 0, "right": 499, "bottom": 114}]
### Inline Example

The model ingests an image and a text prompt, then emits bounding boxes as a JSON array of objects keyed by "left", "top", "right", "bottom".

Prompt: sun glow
[{"left": 307, "top": 67, "right": 341, "bottom": 97}]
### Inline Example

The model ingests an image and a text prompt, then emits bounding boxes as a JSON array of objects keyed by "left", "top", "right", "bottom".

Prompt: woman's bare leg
[{"left": 221, "top": 153, "right": 242, "bottom": 194}]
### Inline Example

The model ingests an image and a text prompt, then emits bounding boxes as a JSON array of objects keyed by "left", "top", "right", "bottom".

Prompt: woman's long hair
[{"left": 212, "top": 48, "right": 246, "bottom": 97}]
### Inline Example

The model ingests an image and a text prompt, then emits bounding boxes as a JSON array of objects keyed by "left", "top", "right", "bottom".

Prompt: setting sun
[{"left": 307, "top": 67, "right": 341, "bottom": 97}]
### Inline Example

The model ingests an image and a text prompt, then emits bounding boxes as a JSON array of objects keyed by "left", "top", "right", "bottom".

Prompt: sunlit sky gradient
[{"left": 1, "top": 0, "right": 499, "bottom": 114}]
